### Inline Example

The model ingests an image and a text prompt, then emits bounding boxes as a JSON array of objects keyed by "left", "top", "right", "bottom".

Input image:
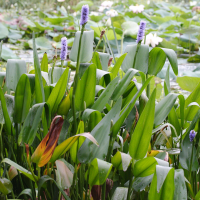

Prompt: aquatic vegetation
[{"left": 0, "top": 1, "right": 200, "bottom": 200}]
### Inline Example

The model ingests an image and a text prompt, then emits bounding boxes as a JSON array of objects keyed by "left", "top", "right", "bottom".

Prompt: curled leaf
[{"left": 31, "top": 115, "right": 64, "bottom": 167}]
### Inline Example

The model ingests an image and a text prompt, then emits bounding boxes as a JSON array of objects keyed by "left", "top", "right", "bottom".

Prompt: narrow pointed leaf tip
[
  {"left": 80, "top": 5, "right": 89, "bottom": 25},
  {"left": 31, "top": 116, "right": 64, "bottom": 167}
]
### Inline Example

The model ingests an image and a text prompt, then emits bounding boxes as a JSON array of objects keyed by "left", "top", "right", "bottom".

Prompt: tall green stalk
[
  {"left": 72, "top": 24, "right": 86, "bottom": 135},
  {"left": 111, "top": 20, "right": 120, "bottom": 54},
  {"left": 0, "top": 125, "right": 15, "bottom": 199},
  {"left": 51, "top": 56, "right": 57, "bottom": 84},
  {"left": 189, "top": 141, "right": 194, "bottom": 182},
  {"left": 127, "top": 161, "right": 135, "bottom": 200},
  {"left": 102, "top": 121, "right": 114, "bottom": 200}
]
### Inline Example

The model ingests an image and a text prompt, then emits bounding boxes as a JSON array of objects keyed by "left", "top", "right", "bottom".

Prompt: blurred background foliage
[{"left": 0, "top": 0, "right": 193, "bottom": 10}]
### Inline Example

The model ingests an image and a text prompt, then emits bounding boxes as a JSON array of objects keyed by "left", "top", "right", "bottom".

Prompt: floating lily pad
[
  {"left": 72, "top": 1, "right": 93, "bottom": 11},
  {"left": 1, "top": 45, "right": 19, "bottom": 61},
  {"left": 0, "top": 23, "right": 9, "bottom": 39},
  {"left": 28, "top": 37, "right": 52, "bottom": 50},
  {"left": 121, "top": 21, "right": 139, "bottom": 37}
]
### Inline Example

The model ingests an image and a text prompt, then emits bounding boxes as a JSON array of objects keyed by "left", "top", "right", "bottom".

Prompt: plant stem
[
  {"left": 90, "top": 36, "right": 104, "bottom": 62},
  {"left": 79, "top": 164, "right": 85, "bottom": 200},
  {"left": 0, "top": 125, "right": 15, "bottom": 199},
  {"left": 72, "top": 24, "right": 85, "bottom": 135},
  {"left": 146, "top": 74, "right": 150, "bottom": 98},
  {"left": 58, "top": 191, "right": 61, "bottom": 200},
  {"left": 27, "top": 158, "right": 38, "bottom": 183},
  {"left": 189, "top": 141, "right": 194, "bottom": 182},
  {"left": 85, "top": 164, "right": 90, "bottom": 200},
  {"left": 71, "top": 164, "right": 78, "bottom": 199},
  {"left": 24, "top": 156, "right": 36, "bottom": 200},
  {"left": 51, "top": 56, "right": 57, "bottom": 84},
  {"left": 133, "top": 43, "right": 141, "bottom": 69},
  {"left": 61, "top": 59, "right": 64, "bottom": 68},
  {"left": 104, "top": 34, "right": 116, "bottom": 64},
  {"left": 127, "top": 161, "right": 135, "bottom": 200},
  {"left": 102, "top": 127, "right": 115, "bottom": 200},
  {"left": 111, "top": 19, "right": 120, "bottom": 54},
  {"left": 121, "top": 32, "right": 124, "bottom": 55}
]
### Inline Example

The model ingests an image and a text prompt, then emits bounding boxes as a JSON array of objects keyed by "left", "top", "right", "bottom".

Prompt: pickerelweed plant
[{"left": 1, "top": 3, "right": 200, "bottom": 200}]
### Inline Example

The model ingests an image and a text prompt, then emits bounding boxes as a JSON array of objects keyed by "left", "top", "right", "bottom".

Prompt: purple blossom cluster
[
  {"left": 189, "top": 130, "right": 196, "bottom": 142},
  {"left": 80, "top": 5, "right": 89, "bottom": 25},
  {"left": 60, "top": 37, "right": 67, "bottom": 60},
  {"left": 136, "top": 21, "right": 146, "bottom": 43}
]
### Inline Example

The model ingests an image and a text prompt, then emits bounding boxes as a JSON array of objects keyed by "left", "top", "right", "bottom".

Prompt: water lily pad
[
  {"left": 72, "top": 1, "right": 93, "bottom": 11},
  {"left": 1, "top": 45, "right": 19, "bottom": 61},
  {"left": 28, "top": 37, "right": 52, "bottom": 50},
  {"left": 44, "top": 16, "right": 70, "bottom": 25},
  {"left": 121, "top": 21, "right": 139, "bottom": 37},
  {"left": 0, "top": 23, "right": 9, "bottom": 39}
]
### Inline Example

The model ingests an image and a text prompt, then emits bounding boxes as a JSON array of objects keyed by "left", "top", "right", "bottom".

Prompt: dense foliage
[{"left": 1, "top": 1, "right": 200, "bottom": 200}]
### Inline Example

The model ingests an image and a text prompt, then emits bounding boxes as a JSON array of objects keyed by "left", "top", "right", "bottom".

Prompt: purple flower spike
[
  {"left": 80, "top": 5, "right": 89, "bottom": 25},
  {"left": 60, "top": 37, "right": 67, "bottom": 60},
  {"left": 136, "top": 20, "right": 146, "bottom": 43},
  {"left": 189, "top": 130, "right": 196, "bottom": 142}
]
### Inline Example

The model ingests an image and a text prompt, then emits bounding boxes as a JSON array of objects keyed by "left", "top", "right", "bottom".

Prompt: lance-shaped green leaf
[
  {"left": 96, "top": 69, "right": 112, "bottom": 86},
  {"left": 111, "top": 151, "right": 132, "bottom": 171},
  {"left": 92, "top": 52, "right": 103, "bottom": 70},
  {"left": 85, "top": 158, "right": 112, "bottom": 187},
  {"left": 75, "top": 64, "right": 96, "bottom": 111},
  {"left": 92, "top": 77, "right": 119, "bottom": 112},
  {"left": 111, "top": 68, "right": 138, "bottom": 101},
  {"left": 57, "top": 94, "right": 71, "bottom": 116},
  {"left": 176, "top": 82, "right": 200, "bottom": 121},
  {"left": 13, "top": 74, "right": 31, "bottom": 123},
  {"left": 112, "top": 77, "right": 153, "bottom": 137},
  {"left": 111, "top": 187, "right": 128, "bottom": 200},
  {"left": 0, "top": 178, "right": 13, "bottom": 195},
  {"left": 6, "top": 59, "right": 27, "bottom": 91},
  {"left": 99, "top": 52, "right": 110, "bottom": 71},
  {"left": 149, "top": 166, "right": 175, "bottom": 200},
  {"left": 78, "top": 98, "right": 122, "bottom": 163},
  {"left": 154, "top": 93, "right": 178, "bottom": 126},
  {"left": 162, "top": 48, "right": 178, "bottom": 75},
  {"left": 41, "top": 52, "right": 48, "bottom": 72},
  {"left": 38, "top": 175, "right": 70, "bottom": 200},
  {"left": 70, "top": 121, "right": 85, "bottom": 164},
  {"left": 148, "top": 47, "right": 166, "bottom": 76},
  {"left": 129, "top": 89, "right": 156, "bottom": 160},
  {"left": 33, "top": 32, "right": 45, "bottom": 103},
  {"left": 0, "top": 88, "right": 15, "bottom": 135},
  {"left": 18, "top": 189, "right": 33, "bottom": 199},
  {"left": 18, "top": 102, "right": 50, "bottom": 145},
  {"left": 47, "top": 67, "right": 70, "bottom": 114},
  {"left": 56, "top": 160, "right": 73, "bottom": 189},
  {"left": 174, "top": 169, "right": 187, "bottom": 200},
  {"left": 148, "top": 47, "right": 178, "bottom": 76},
  {"left": 82, "top": 109, "right": 102, "bottom": 132},
  {"left": 110, "top": 53, "right": 127, "bottom": 78},
  {"left": 121, "top": 44, "right": 149, "bottom": 73},
  {"left": 132, "top": 175, "right": 154, "bottom": 192},
  {"left": 133, "top": 157, "right": 158, "bottom": 178},
  {"left": 50, "top": 132, "right": 99, "bottom": 163},
  {"left": 48, "top": 67, "right": 66, "bottom": 84},
  {"left": 69, "top": 30, "right": 94, "bottom": 63},
  {"left": 0, "top": 94, "right": 14, "bottom": 125},
  {"left": 2, "top": 158, "right": 36, "bottom": 182}
]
